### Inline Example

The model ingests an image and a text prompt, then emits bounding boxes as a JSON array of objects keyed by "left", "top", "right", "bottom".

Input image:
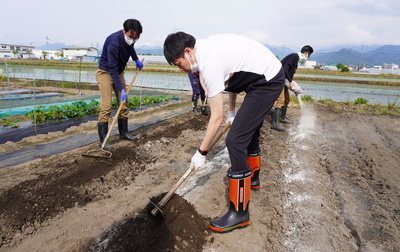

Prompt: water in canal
[{"left": 1, "top": 65, "right": 399, "bottom": 116}]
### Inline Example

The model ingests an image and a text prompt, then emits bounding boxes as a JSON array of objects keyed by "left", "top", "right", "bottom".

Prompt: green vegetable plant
[
  {"left": 111, "top": 95, "right": 177, "bottom": 109},
  {"left": 1, "top": 116, "right": 21, "bottom": 128},
  {"left": 354, "top": 97, "right": 368, "bottom": 105},
  {"left": 25, "top": 96, "right": 178, "bottom": 124}
]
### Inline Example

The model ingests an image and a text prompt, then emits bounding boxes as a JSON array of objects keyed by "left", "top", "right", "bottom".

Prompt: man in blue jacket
[{"left": 96, "top": 19, "right": 144, "bottom": 150}]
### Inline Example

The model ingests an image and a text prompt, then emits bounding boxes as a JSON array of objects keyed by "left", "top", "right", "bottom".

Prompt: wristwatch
[{"left": 198, "top": 148, "right": 208, "bottom": 156}]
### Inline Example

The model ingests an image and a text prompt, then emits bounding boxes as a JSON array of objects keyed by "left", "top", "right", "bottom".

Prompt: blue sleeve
[
  {"left": 107, "top": 42, "right": 124, "bottom": 91},
  {"left": 130, "top": 47, "right": 139, "bottom": 62}
]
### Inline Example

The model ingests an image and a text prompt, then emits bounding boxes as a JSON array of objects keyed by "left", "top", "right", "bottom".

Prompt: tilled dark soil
[
  {"left": 0, "top": 112, "right": 209, "bottom": 251},
  {"left": 0, "top": 100, "right": 399, "bottom": 252},
  {"left": 88, "top": 194, "right": 208, "bottom": 252}
]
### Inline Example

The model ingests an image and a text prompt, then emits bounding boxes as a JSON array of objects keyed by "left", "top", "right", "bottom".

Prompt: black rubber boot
[
  {"left": 192, "top": 100, "right": 200, "bottom": 115},
  {"left": 247, "top": 153, "right": 260, "bottom": 190},
  {"left": 97, "top": 122, "right": 113, "bottom": 150},
  {"left": 209, "top": 169, "right": 251, "bottom": 233},
  {"left": 118, "top": 118, "right": 138, "bottom": 141},
  {"left": 271, "top": 108, "right": 285, "bottom": 131},
  {"left": 280, "top": 106, "right": 292, "bottom": 124},
  {"left": 200, "top": 100, "right": 208, "bottom": 116}
]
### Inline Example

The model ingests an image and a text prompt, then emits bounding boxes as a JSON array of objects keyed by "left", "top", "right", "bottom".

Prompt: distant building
[
  {"left": 62, "top": 47, "right": 98, "bottom": 61},
  {"left": 31, "top": 49, "right": 63, "bottom": 60},
  {"left": 0, "top": 43, "right": 35, "bottom": 59},
  {"left": 383, "top": 63, "right": 399, "bottom": 70},
  {"left": 345, "top": 65, "right": 356, "bottom": 71},
  {"left": 0, "top": 43, "right": 99, "bottom": 61},
  {"left": 298, "top": 60, "right": 317, "bottom": 69},
  {"left": 320, "top": 65, "right": 338, "bottom": 71}
]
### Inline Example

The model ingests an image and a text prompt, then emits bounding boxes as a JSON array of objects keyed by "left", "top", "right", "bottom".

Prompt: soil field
[{"left": 0, "top": 84, "right": 399, "bottom": 251}]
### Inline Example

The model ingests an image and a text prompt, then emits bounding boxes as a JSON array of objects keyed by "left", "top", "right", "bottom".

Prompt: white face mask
[
  {"left": 124, "top": 34, "right": 134, "bottom": 46},
  {"left": 298, "top": 52, "right": 308, "bottom": 65},
  {"left": 185, "top": 52, "right": 199, "bottom": 73}
]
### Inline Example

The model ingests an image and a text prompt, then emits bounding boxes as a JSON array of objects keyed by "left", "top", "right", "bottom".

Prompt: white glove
[
  {"left": 191, "top": 151, "right": 206, "bottom": 169},
  {"left": 290, "top": 81, "right": 303, "bottom": 95},
  {"left": 226, "top": 109, "right": 235, "bottom": 124}
]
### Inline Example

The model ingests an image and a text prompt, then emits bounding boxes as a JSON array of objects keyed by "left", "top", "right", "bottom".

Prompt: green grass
[
  {"left": 291, "top": 94, "right": 399, "bottom": 115},
  {"left": 354, "top": 97, "right": 369, "bottom": 105}
]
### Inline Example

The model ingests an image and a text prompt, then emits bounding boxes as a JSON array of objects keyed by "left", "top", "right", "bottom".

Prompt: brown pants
[
  {"left": 275, "top": 86, "right": 290, "bottom": 108},
  {"left": 96, "top": 69, "right": 128, "bottom": 123}
]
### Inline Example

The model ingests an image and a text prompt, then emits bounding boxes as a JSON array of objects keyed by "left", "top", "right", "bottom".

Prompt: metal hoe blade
[{"left": 81, "top": 148, "right": 112, "bottom": 159}]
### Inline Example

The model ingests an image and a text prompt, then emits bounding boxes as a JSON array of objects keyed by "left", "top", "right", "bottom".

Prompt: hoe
[
  {"left": 151, "top": 122, "right": 231, "bottom": 216},
  {"left": 82, "top": 59, "right": 144, "bottom": 159}
]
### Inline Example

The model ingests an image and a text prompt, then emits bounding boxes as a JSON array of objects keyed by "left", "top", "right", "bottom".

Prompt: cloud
[
  {"left": 1, "top": 0, "right": 400, "bottom": 49},
  {"left": 341, "top": 24, "right": 381, "bottom": 45},
  {"left": 243, "top": 31, "right": 283, "bottom": 47}
]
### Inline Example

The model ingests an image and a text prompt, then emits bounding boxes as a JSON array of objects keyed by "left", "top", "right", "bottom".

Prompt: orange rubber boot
[
  {"left": 247, "top": 154, "right": 260, "bottom": 190},
  {"left": 209, "top": 169, "right": 251, "bottom": 233}
]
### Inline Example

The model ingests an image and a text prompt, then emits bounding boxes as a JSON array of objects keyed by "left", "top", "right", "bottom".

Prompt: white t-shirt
[{"left": 195, "top": 34, "right": 282, "bottom": 97}]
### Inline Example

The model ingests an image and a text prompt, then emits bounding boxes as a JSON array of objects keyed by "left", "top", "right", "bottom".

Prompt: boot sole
[
  {"left": 119, "top": 137, "right": 139, "bottom": 141},
  {"left": 209, "top": 220, "right": 251, "bottom": 233}
]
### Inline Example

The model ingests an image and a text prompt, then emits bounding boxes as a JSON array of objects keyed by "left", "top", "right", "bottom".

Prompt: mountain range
[
  {"left": 310, "top": 45, "right": 400, "bottom": 66},
  {"left": 36, "top": 43, "right": 400, "bottom": 67}
]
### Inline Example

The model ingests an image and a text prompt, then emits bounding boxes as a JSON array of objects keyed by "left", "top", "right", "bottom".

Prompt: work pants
[
  {"left": 275, "top": 86, "right": 290, "bottom": 108},
  {"left": 96, "top": 69, "right": 129, "bottom": 123},
  {"left": 226, "top": 69, "right": 285, "bottom": 172}
]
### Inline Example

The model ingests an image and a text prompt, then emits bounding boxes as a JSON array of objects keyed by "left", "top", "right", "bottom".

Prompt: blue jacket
[{"left": 98, "top": 30, "right": 139, "bottom": 91}]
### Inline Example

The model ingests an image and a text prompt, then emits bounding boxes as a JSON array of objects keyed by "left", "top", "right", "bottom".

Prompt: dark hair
[
  {"left": 163, "top": 32, "right": 196, "bottom": 65},
  {"left": 301, "top": 45, "right": 314, "bottom": 55},
  {"left": 123, "top": 19, "right": 142, "bottom": 35}
]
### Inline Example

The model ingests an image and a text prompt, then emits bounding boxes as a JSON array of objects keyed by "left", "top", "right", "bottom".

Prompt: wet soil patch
[{"left": 88, "top": 193, "right": 209, "bottom": 252}]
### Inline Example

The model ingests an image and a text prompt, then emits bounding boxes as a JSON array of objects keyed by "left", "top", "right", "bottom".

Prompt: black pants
[{"left": 226, "top": 69, "right": 284, "bottom": 172}]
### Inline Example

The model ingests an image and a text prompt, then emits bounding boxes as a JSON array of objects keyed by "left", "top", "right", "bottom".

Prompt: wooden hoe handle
[
  {"left": 100, "top": 58, "right": 144, "bottom": 149},
  {"left": 151, "top": 122, "right": 231, "bottom": 216}
]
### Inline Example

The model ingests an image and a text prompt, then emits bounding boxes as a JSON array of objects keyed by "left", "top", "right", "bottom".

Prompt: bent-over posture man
[
  {"left": 272, "top": 45, "right": 313, "bottom": 131},
  {"left": 96, "top": 19, "right": 144, "bottom": 149},
  {"left": 164, "top": 32, "right": 284, "bottom": 233}
]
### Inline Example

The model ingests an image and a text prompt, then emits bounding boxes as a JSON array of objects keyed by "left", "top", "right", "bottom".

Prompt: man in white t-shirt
[{"left": 164, "top": 32, "right": 285, "bottom": 233}]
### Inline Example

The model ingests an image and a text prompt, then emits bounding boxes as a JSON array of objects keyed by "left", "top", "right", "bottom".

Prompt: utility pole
[
  {"left": 358, "top": 45, "right": 364, "bottom": 70},
  {"left": 46, "top": 36, "right": 50, "bottom": 60}
]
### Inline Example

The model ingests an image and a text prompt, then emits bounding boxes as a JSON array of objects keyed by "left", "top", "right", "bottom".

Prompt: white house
[
  {"left": 31, "top": 49, "right": 63, "bottom": 60},
  {"left": 0, "top": 43, "right": 35, "bottom": 59},
  {"left": 62, "top": 47, "right": 98, "bottom": 61},
  {"left": 383, "top": 63, "right": 399, "bottom": 70},
  {"left": 298, "top": 60, "right": 317, "bottom": 69}
]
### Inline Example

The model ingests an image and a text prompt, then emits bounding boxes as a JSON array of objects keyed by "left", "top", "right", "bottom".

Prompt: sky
[{"left": 1, "top": 0, "right": 399, "bottom": 52}]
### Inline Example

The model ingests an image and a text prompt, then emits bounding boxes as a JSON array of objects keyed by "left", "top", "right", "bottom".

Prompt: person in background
[
  {"left": 96, "top": 19, "right": 144, "bottom": 150},
  {"left": 271, "top": 45, "right": 314, "bottom": 131},
  {"left": 164, "top": 32, "right": 284, "bottom": 233},
  {"left": 188, "top": 72, "right": 207, "bottom": 115}
]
